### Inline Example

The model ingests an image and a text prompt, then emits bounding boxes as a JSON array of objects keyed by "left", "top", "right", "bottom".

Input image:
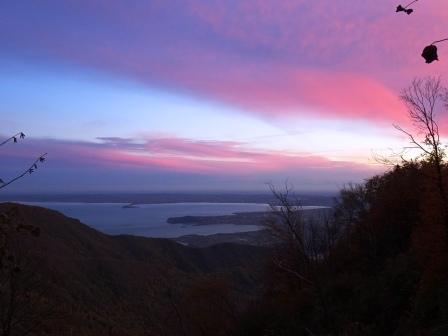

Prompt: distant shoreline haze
[{"left": 0, "top": 192, "right": 336, "bottom": 206}]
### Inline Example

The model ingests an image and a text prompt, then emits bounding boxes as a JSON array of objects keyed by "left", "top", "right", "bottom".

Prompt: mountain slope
[{"left": 0, "top": 203, "right": 268, "bottom": 336}]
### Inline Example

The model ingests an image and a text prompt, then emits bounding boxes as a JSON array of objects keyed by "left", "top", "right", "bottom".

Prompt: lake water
[{"left": 19, "top": 202, "right": 326, "bottom": 238}]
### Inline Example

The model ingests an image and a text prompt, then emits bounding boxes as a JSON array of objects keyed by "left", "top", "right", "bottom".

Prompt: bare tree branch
[
  {"left": 396, "top": 77, "right": 448, "bottom": 241},
  {"left": 0, "top": 133, "right": 25, "bottom": 147},
  {"left": 0, "top": 154, "right": 47, "bottom": 190}
]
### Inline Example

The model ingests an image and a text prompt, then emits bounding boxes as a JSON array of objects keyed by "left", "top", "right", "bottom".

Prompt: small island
[{"left": 122, "top": 203, "right": 139, "bottom": 209}]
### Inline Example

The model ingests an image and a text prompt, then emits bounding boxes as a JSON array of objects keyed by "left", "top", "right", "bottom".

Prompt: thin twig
[
  {"left": 0, "top": 133, "right": 25, "bottom": 147},
  {"left": 432, "top": 38, "right": 448, "bottom": 45},
  {"left": 0, "top": 154, "right": 47, "bottom": 190}
]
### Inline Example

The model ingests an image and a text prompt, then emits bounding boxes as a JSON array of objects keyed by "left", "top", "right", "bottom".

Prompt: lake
[{"left": 19, "top": 202, "right": 326, "bottom": 238}]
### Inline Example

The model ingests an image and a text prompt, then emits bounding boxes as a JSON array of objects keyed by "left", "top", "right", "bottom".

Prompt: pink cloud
[
  {"left": 185, "top": 0, "right": 448, "bottom": 75},
  {"left": 4, "top": 0, "right": 448, "bottom": 125},
  {"left": 186, "top": 66, "right": 408, "bottom": 123},
  {"left": 145, "top": 138, "right": 246, "bottom": 159},
  {"left": 0, "top": 136, "right": 380, "bottom": 176}
]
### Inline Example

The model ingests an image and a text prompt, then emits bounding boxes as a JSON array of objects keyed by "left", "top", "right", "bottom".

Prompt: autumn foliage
[{"left": 236, "top": 160, "right": 448, "bottom": 335}]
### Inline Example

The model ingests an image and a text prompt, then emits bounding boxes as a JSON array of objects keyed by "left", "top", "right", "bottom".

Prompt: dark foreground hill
[{"left": 0, "top": 203, "right": 268, "bottom": 336}]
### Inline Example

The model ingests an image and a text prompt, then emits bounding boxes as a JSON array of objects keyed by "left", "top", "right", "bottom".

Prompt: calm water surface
[{"left": 20, "top": 202, "right": 326, "bottom": 238}]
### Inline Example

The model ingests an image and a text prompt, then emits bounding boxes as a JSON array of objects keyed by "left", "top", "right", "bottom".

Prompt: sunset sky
[{"left": 1, "top": 0, "right": 448, "bottom": 192}]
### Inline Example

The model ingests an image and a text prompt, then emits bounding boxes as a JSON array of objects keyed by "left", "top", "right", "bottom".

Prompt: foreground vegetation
[{"left": 240, "top": 161, "right": 448, "bottom": 335}]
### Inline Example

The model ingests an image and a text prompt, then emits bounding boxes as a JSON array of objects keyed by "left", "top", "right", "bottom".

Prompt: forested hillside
[
  {"left": 0, "top": 203, "right": 267, "bottom": 336},
  {"left": 239, "top": 162, "right": 448, "bottom": 335}
]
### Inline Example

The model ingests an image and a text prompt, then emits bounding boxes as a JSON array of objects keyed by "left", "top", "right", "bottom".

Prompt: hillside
[{"left": 0, "top": 203, "right": 268, "bottom": 336}]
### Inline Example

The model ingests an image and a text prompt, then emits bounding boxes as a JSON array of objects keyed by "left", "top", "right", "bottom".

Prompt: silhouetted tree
[
  {"left": 265, "top": 184, "right": 336, "bottom": 334},
  {"left": 394, "top": 77, "right": 448, "bottom": 240}
]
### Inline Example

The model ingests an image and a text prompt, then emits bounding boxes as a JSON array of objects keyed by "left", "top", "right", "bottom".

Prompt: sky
[{"left": 1, "top": 0, "right": 448, "bottom": 193}]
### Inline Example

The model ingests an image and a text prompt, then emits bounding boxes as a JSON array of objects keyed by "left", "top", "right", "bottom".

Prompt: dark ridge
[{"left": 0, "top": 202, "right": 269, "bottom": 335}]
